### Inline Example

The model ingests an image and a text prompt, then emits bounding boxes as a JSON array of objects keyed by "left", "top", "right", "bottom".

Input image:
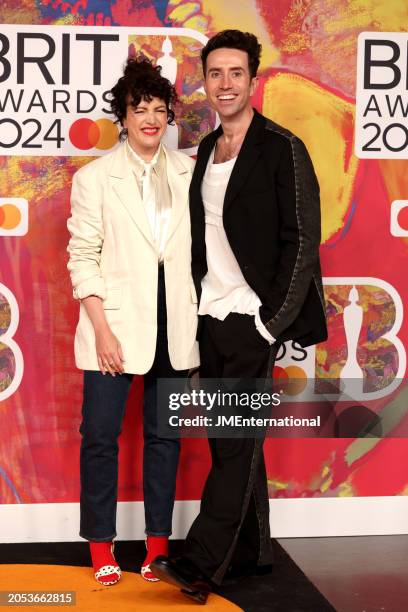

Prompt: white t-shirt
[{"left": 198, "top": 147, "right": 275, "bottom": 344}]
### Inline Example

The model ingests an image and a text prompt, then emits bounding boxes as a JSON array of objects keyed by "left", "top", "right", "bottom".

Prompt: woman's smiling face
[{"left": 123, "top": 96, "right": 168, "bottom": 160}]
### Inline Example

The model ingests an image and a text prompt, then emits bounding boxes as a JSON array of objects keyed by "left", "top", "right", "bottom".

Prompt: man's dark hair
[
  {"left": 201, "top": 30, "right": 262, "bottom": 78},
  {"left": 110, "top": 57, "right": 177, "bottom": 141}
]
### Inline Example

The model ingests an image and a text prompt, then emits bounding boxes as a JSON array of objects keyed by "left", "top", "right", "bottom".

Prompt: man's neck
[{"left": 219, "top": 106, "right": 254, "bottom": 144}]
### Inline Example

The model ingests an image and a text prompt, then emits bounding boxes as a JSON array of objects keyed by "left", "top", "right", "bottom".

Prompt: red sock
[
  {"left": 90, "top": 542, "right": 120, "bottom": 585},
  {"left": 143, "top": 536, "right": 169, "bottom": 566}
]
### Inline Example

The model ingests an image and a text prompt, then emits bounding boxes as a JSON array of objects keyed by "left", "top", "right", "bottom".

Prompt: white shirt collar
[{"left": 126, "top": 139, "right": 163, "bottom": 178}]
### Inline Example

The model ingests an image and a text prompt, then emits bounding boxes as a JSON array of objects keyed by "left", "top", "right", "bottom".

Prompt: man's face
[
  {"left": 203, "top": 47, "right": 258, "bottom": 120},
  {"left": 123, "top": 96, "right": 168, "bottom": 156}
]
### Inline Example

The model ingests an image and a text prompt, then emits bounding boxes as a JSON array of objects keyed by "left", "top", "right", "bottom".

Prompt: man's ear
[{"left": 250, "top": 76, "right": 259, "bottom": 96}]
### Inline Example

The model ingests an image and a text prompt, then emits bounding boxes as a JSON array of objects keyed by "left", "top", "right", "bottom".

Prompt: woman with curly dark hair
[{"left": 67, "top": 57, "right": 199, "bottom": 585}]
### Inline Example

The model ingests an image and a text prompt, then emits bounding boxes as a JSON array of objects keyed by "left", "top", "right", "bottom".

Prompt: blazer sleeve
[
  {"left": 259, "top": 135, "right": 321, "bottom": 339},
  {"left": 66, "top": 166, "right": 106, "bottom": 301}
]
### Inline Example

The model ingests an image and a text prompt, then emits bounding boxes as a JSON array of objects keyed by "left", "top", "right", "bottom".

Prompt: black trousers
[{"left": 183, "top": 313, "right": 279, "bottom": 585}]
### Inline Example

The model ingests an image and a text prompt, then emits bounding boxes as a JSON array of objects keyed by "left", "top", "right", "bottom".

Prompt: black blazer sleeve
[{"left": 259, "top": 135, "right": 322, "bottom": 340}]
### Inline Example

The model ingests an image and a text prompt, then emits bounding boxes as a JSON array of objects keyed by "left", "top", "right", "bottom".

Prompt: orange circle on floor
[{"left": 0, "top": 565, "right": 242, "bottom": 611}]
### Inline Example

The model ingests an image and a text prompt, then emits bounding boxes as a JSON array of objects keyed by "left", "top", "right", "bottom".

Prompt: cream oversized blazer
[{"left": 67, "top": 142, "right": 199, "bottom": 374}]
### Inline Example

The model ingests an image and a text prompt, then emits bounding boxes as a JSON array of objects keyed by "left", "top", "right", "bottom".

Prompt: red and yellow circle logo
[
  {"left": 69, "top": 118, "right": 118, "bottom": 151},
  {"left": 273, "top": 365, "right": 308, "bottom": 396},
  {"left": 397, "top": 205, "right": 408, "bottom": 231},
  {"left": 0, "top": 204, "right": 22, "bottom": 231}
]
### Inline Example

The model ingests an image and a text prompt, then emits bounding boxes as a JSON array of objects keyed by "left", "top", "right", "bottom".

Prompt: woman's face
[{"left": 123, "top": 96, "right": 168, "bottom": 160}]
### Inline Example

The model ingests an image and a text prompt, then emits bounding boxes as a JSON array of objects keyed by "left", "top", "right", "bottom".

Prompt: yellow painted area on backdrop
[
  {"left": 168, "top": 1, "right": 201, "bottom": 22},
  {"left": 325, "top": 0, "right": 408, "bottom": 33},
  {"left": 338, "top": 481, "right": 355, "bottom": 497},
  {"left": 268, "top": 478, "right": 289, "bottom": 491},
  {"left": 0, "top": 156, "right": 84, "bottom": 204},
  {"left": 168, "top": 0, "right": 280, "bottom": 70},
  {"left": 262, "top": 72, "right": 359, "bottom": 243}
]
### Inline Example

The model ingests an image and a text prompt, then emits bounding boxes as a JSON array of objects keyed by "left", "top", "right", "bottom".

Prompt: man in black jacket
[{"left": 151, "top": 29, "right": 327, "bottom": 603}]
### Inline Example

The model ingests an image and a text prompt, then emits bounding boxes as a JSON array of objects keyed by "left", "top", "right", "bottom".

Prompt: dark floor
[
  {"left": 0, "top": 539, "right": 334, "bottom": 612},
  {"left": 1, "top": 536, "right": 407, "bottom": 611},
  {"left": 279, "top": 535, "right": 408, "bottom": 612}
]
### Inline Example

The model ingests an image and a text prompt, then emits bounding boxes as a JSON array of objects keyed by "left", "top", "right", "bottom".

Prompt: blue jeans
[{"left": 79, "top": 266, "right": 186, "bottom": 541}]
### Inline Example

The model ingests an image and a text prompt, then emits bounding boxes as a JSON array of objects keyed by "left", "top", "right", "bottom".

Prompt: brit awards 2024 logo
[
  {"left": 355, "top": 32, "right": 408, "bottom": 159},
  {"left": 275, "top": 277, "right": 405, "bottom": 402},
  {"left": 0, "top": 25, "right": 209, "bottom": 156}
]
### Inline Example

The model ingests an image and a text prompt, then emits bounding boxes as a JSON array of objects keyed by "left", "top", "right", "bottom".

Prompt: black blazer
[{"left": 190, "top": 109, "right": 327, "bottom": 348}]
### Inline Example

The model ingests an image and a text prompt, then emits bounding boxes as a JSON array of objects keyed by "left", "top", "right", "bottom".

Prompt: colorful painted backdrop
[{"left": 1, "top": 1, "right": 408, "bottom": 510}]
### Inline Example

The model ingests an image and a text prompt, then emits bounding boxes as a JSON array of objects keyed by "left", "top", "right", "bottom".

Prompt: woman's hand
[
  {"left": 81, "top": 295, "right": 125, "bottom": 376},
  {"left": 95, "top": 326, "right": 125, "bottom": 376}
]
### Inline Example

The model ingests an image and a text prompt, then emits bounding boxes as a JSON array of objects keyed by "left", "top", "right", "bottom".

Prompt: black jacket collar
[{"left": 191, "top": 109, "right": 266, "bottom": 212}]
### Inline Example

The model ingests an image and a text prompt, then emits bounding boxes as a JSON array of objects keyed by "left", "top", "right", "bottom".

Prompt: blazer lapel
[
  {"left": 224, "top": 110, "right": 266, "bottom": 212},
  {"left": 190, "top": 127, "right": 220, "bottom": 203},
  {"left": 109, "top": 143, "right": 154, "bottom": 246},
  {"left": 165, "top": 146, "right": 192, "bottom": 243}
]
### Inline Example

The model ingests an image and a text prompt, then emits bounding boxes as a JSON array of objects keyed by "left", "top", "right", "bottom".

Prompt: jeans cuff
[
  {"left": 79, "top": 531, "right": 117, "bottom": 542},
  {"left": 145, "top": 530, "right": 172, "bottom": 537}
]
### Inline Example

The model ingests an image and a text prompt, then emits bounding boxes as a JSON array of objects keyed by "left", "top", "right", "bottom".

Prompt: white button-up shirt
[{"left": 126, "top": 140, "right": 172, "bottom": 262}]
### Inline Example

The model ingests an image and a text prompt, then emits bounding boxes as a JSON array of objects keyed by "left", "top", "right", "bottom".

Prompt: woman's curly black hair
[{"left": 110, "top": 57, "right": 177, "bottom": 141}]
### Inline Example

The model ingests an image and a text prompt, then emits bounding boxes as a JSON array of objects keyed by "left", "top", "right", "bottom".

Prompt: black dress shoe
[{"left": 150, "top": 555, "right": 212, "bottom": 604}]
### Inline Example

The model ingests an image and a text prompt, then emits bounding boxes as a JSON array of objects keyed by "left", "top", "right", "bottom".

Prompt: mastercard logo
[
  {"left": 391, "top": 200, "right": 408, "bottom": 237},
  {"left": 397, "top": 206, "right": 408, "bottom": 230},
  {"left": 273, "top": 365, "right": 308, "bottom": 396},
  {"left": 69, "top": 118, "right": 119, "bottom": 151},
  {"left": 0, "top": 199, "right": 28, "bottom": 236}
]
